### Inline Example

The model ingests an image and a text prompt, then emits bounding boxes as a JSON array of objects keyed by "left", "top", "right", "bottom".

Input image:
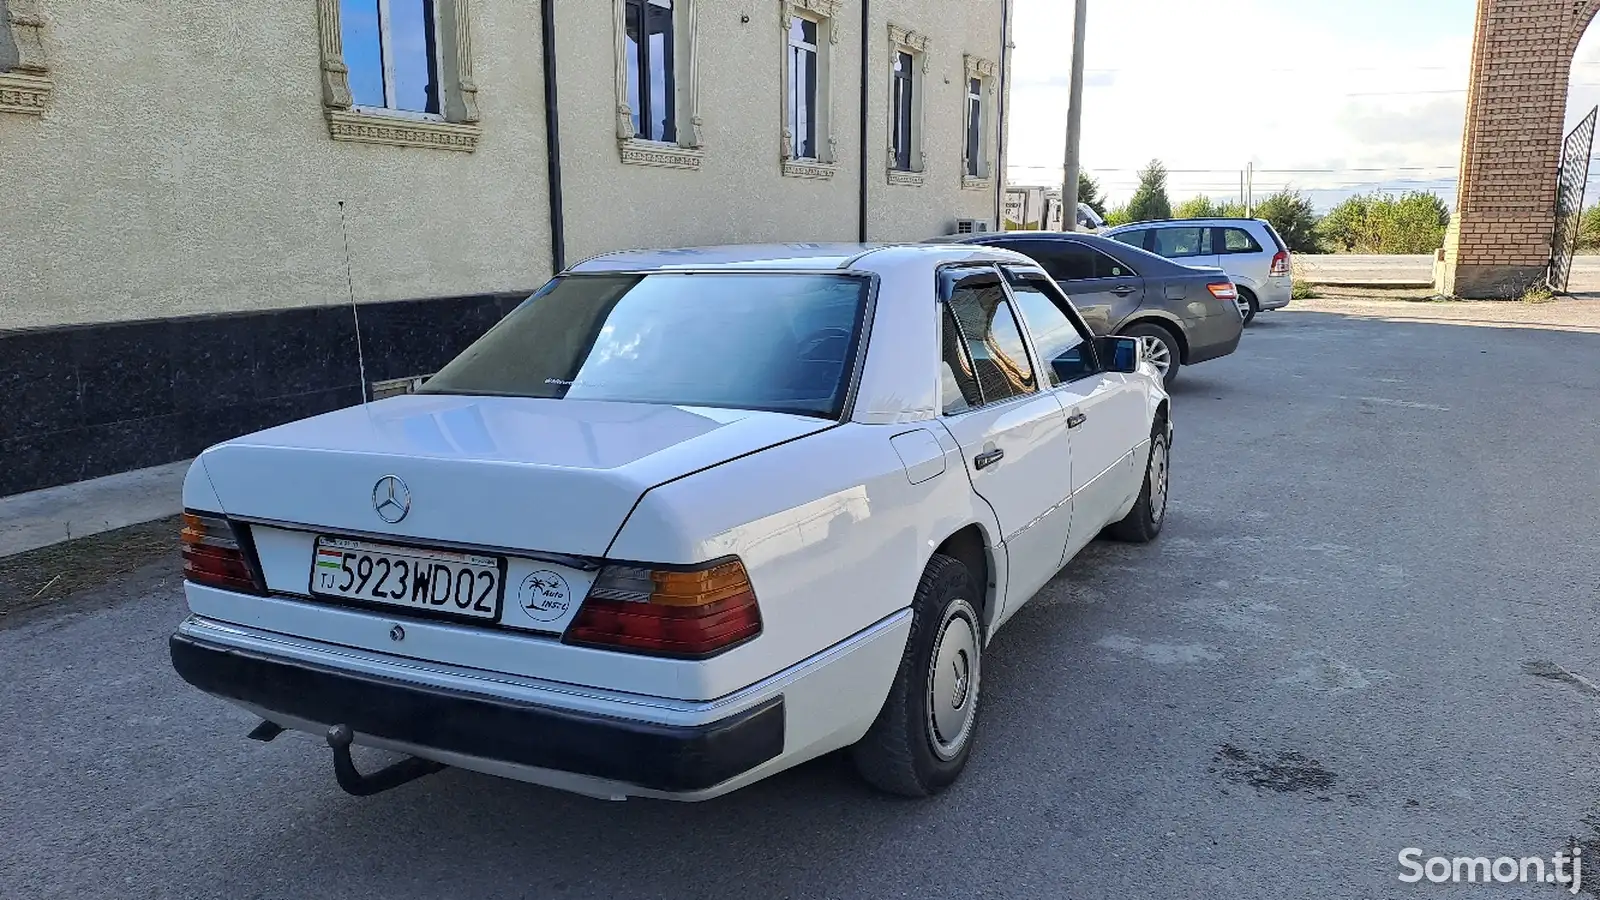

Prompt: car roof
[
  {"left": 566, "top": 242, "right": 1033, "bottom": 273},
  {"left": 1105, "top": 217, "right": 1268, "bottom": 230}
]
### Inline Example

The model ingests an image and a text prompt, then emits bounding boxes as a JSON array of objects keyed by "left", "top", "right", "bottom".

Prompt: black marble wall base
[{"left": 0, "top": 291, "right": 531, "bottom": 497}]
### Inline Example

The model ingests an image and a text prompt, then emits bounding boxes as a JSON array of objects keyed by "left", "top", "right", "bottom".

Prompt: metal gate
[{"left": 1549, "top": 105, "right": 1597, "bottom": 292}]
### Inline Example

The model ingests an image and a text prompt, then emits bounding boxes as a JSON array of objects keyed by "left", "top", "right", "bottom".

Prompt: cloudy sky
[{"left": 1006, "top": 0, "right": 1600, "bottom": 211}]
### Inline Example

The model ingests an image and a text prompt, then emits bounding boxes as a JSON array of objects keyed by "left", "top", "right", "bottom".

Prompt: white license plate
[{"left": 309, "top": 537, "right": 504, "bottom": 621}]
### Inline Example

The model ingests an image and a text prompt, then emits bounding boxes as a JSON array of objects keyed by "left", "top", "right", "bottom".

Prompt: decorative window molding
[
  {"left": 779, "top": 0, "right": 841, "bottom": 179},
  {"left": 886, "top": 23, "right": 930, "bottom": 185},
  {"left": 961, "top": 52, "right": 997, "bottom": 190},
  {"left": 613, "top": 0, "right": 704, "bottom": 169},
  {"left": 0, "top": 0, "right": 52, "bottom": 116},
  {"left": 314, "top": 0, "right": 481, "bottom": 151}
]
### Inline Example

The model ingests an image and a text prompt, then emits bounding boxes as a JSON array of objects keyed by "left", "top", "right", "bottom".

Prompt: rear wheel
[
  {"left": 1236, "top": 287, "right": 1259, "bottom": 326},
  {"left": 852, "top": 554, "right": 982, "bottom": 797},
  {"left": 1121, "top": 322, "right": 1181, "bottom": 388}
]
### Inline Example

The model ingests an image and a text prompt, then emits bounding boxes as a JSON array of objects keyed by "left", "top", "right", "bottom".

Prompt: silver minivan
[{"left": 1103, "top": 218, "right": 1292, "bottom": 325}]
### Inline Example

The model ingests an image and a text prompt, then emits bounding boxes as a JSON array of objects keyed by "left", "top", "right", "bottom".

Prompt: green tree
[
  {"left": 1218, "top": 201, "right": 1249, "bottom": 218},
  {"left": 1253, "top": 189, "right": 1321, "bottom": 253},
  {"left": 1317, "top": 192, "right": 1448, "bottom": 254},
  {"left": 1318, "top": 195, "right": 1376, "bottom": 252},
  {"left": 1078, "top": 172, "right": 1107, "bottom": 218},
  {"left": 1174, "top": 196, "right": 1224, "bottom": 219},
  {"left": 1103, "top": 204, "right": 1133, "bottom": 228},
  {"left": 1124, "top": 159, "right": 1172, "bottom": 223},
  {"left": 1579, "top": 205, "right": 1600, "bottom": 251}
]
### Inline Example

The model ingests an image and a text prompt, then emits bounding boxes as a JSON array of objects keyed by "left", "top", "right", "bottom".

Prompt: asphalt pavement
[{"left": 5, "top": 299, "right": 1600, "bottom": 900}]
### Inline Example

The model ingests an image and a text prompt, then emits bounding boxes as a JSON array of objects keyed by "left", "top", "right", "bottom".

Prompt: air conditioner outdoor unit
[{"left": 952, "top": 218, "right": 993, "bottom": 235}]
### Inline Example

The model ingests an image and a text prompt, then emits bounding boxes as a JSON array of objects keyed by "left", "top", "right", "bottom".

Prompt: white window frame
[
  {"left": 779, "top": 0, "right": 841, "bottom": 180},
  {"left": 962, "top": 53, "right": 997, "bottom": 189},
  {"left": 886, "top": 24, "right": 930, "bottom": 187},
  {"left": 0, "top": 0, "right": 51, "bottom": 116},
  {"left": 612, "top": 0, "right": 704, "bottom": 170},
  {"left": 315, "top": 0, "right": 482, "bottom": 152}
]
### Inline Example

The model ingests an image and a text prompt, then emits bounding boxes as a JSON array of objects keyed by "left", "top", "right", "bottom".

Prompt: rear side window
[
  {"left": 1260, "top": 222, "right": 1288, "bottom": 252},
  {"left": 1004, "top": 239, "right": 1133, "bottom": 281},
  {"left": 1111, "top": 229, "right": 1146, "bottom": 250},
  {"left": 1003, "top": 269, "right": 1096, "bottom": 386},
  {"left": 941, "top": 270, "right": 1037, "bottom": 409},
  {"left": 1151, "top": 227, "right": 1212, "bottom": 258},
  {"left": 422, "top": 273, "right": 868, "bottom": 419},
  {"left": 1220, "top": 227, "right": 1263, "bottom": 254},
  {"left": 1006, "top": 239, "right": 1096, "bottom": 281}
]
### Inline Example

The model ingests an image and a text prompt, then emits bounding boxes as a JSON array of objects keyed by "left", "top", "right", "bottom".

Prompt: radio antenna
[{"left": 337, "top": 200, "right": 371, "bottom": 405}]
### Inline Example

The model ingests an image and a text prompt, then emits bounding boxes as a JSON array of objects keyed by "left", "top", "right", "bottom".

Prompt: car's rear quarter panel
[{"left": 607, "top": 422, "right": 1002, "bottom": 702}]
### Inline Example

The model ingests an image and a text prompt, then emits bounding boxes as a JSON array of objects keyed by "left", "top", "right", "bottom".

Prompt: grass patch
[
  {"left": 1521, "top": 285, "right": 1556, "bottom": 304},
  {"left": 1291, "top": 280, "right": 1318, "bottom": 301},
  {"left": 0, "top": 515, "right": 181, "bottom": 623}
]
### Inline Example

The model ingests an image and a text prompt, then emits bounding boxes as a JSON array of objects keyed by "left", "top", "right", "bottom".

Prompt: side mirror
[{"left": 1095, "top": 336, "right": 1142, "bottom": 373}]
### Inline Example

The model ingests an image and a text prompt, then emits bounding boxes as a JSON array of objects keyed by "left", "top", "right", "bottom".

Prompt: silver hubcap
[
  {"left": 1138, "top": 336, "right": 1172, "bottom": 376},
  {"left": 927, "top": 602, "right": 980, "bottom": 760},
  {"left": 1150, "top": 436, "right": 1169, "bottom": 524},
  {"left": 1235, "top": 295, "right": 1251, "bottom": 320}
]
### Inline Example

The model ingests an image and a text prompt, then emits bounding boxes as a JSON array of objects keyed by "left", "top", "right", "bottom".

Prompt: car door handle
[
  {"left": 1111, "top": 285, "right": 1137, "bottom": 296},
  {"left": 973, "top": 448, "right": 1005, "bottom": 471},
  {"left": 1067, "top": 412, "right": 1088, "bottom": 429}
]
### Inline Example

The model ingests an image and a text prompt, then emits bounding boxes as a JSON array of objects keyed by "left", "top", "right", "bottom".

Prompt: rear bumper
[
  {"left": 1182, "top": 311, "right": 1243, "bottom": 365},
  {"left": 170, "top": 632, "right": 784, "bottom": 793},
  {"left": 1256, "top": 278, "right": 1293, "bottom": 310}
]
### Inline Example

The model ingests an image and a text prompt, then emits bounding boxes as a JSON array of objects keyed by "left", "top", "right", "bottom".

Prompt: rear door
[
  {"left": 936, "top": 266, "right": 1075, "bottom": 609},
  {"left": 1006, "top": 238, "right": 1145, "bottom": 335},
  {"left": 1149, "top": 225, "right": 1220, "bottom": 271},
  {"left": 1001, "top": 266, "right": 1147, "bottom": 558},
  {"left": 1216, "top": 224, "right": 1270, "bottom": 285}
]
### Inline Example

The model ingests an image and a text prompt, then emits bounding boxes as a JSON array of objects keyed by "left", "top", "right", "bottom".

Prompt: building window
[
  {"left": 315, "top": 0, "right": 481, "bottom": 151},
  {"left": 779, "top": 1, "right": 840, "bottom": 179},
  {"left": 341, "top": 0, "right": 441, "bottom": 114},
  {"left": 892, "top": 52, "right": 913, "bottom": 171},
  {"left": 962, "top": 53, "right": 997, "bottom": 188},
  {"left": 964, "top": 78, "right": 981, "bottom": 176},
  {"left": 612, "top": 0, "right": 702, "bottom": 169},
  {"left": 625, "top": 0, "right": 676, "bottom": 142},
  {"left": 885, "top": 24, "right": 929, "bottom": 187},
  {"left": 0, "top": 0, "right": 52, "bottom": 116},
  {"left": 789, "top": 17, "right": 818, "bottom": 159}
]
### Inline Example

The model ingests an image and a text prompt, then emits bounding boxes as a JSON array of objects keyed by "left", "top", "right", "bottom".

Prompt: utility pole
[
  {"left": 1060, "top": 0, "right": 1088, "bottom": 232},
  {"left": 1246, "top": 162, "right": 1254, "bottom": 216}
]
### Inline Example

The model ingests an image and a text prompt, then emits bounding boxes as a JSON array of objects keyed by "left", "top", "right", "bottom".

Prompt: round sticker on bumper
[{"left": 518, "top": 570, "right": 572, "bottom": 623}]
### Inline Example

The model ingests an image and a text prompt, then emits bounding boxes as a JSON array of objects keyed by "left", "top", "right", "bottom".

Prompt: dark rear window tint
[{"left": 421, "top": 273, "right": 869, "bottom": 419}]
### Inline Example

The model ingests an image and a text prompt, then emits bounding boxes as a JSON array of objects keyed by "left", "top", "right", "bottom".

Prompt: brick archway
[{"left": 1437, "top": 0, "right": 1600, "bottom": 297}]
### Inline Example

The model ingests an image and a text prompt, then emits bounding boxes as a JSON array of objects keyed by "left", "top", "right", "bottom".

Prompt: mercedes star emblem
[{"left": 372, "top": 475, "right": 411, "bottom": 524}]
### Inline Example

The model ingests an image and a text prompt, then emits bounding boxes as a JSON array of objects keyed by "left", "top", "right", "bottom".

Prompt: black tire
[
  {"left": 1236, "top": 287, "right": 1259, "bottom": 326},
  {"left": 1105, "top": 416, "right": 1170, "bottom": 543},
  {"left": 1121, "top": 322, "right": 1182, "bottom": 388},
  {"left": 851, "top": 554, "right": 983, "bottom": 797}
]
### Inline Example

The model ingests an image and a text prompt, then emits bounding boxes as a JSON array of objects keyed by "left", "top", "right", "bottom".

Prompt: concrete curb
[{"left": 0, "top": 460, "right": 188, "bottom": 559}]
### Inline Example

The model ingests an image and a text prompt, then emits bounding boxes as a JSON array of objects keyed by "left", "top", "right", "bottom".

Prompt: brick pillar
[{"left": 1438, "top": 0, "right": 1600, "bottom": 298}]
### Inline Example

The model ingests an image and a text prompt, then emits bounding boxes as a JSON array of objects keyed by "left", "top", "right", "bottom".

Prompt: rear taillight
[
  {"left": 564, "top": 558, "right": 762, "bottom": 658},
  {"left": 1269, "top": 251, "right": 1290, "bottom": 277},
  {"left": 1206, "top": 282, "right": 1238, "bottom": 301},
  {"left": 181, "top": 511, "right": 264, "bottom": 594}
]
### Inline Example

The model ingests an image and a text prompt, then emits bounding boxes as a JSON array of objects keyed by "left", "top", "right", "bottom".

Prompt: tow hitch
[{"left": 324, "top": 724, "right": 447, "bottom": 796}]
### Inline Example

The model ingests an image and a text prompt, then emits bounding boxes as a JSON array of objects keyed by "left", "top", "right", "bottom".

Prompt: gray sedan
[{"left": 942, "top": 232, "right": 1244, "bottom": 386}]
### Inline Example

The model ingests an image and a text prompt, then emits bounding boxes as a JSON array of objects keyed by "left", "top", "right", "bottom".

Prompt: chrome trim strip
[{"left": 230, "top": 517, "right": 601, "bottom": 571}]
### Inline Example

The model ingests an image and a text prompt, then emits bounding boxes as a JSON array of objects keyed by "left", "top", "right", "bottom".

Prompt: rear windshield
[{"left": 420, "top": 273, "right": 870, "bottom": 419}]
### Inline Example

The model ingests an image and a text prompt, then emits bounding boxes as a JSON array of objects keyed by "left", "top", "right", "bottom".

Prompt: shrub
[
  {"left": 1253, "top": 189, "right": 1321, "bottom": 253},
  {"left": 1317, "top": 192, "right": 1449, "bottom": 254}
]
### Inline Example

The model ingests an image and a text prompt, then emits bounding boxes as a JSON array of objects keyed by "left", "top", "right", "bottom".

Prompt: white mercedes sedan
[{"left": 170, "top": 243, "right": 1173, "bottom": 801}]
